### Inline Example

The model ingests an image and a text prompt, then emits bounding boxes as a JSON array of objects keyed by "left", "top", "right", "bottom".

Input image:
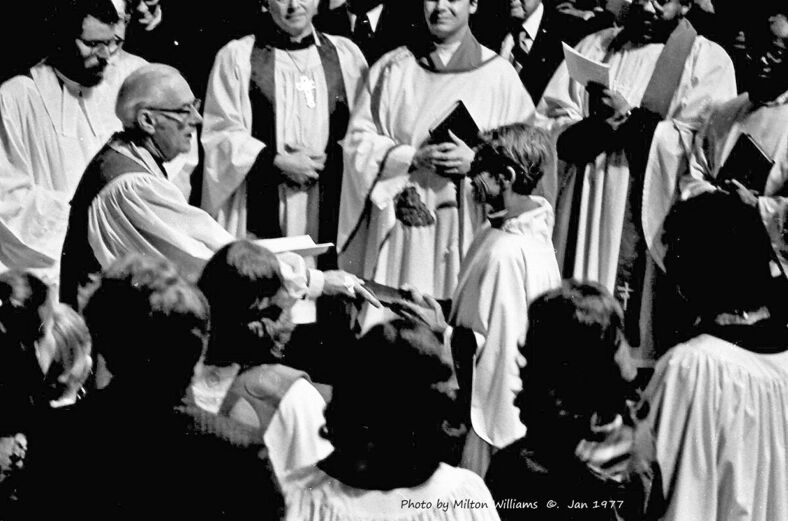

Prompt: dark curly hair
[
  {"left": 197, "top": 240, "right": 295, "bottom": 368},
  {"left": 320, "top": 319, "right": 456, "bottom": 487},
  {"left": 83, "top": 255, "right": 209, "bottom": 404},
  {"left": 516, "top": 281, "right": 636, "bottom": 444}
]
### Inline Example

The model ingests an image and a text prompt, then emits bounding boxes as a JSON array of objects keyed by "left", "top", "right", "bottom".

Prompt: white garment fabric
[
  {"left": 450, "top": 198, "right": 561, "bottom": 463},
  {"left": 536, "top": 28, "right": 736, "bottom": 281},
  {"left": 201, "top": 31, "right": 367, "bottom": 239},
  {"left": 683, "top": 92, "right": 788, "bottom": 272},
  {"left": 283, "top": 462, "right": 501, "bottom": 521},
  {"left": 87, "top": 138, "right": 322, "bottom": 297},
  {"left": 642, "top": 335, "right": 788, "bottom": 521},
  {"left": 500, "top": 2, "right": 545, "bottom": 60},
  {"left": 338, "top": 45, "right": 534, "bottom": 330},
  {"left": 0, "top": 54, "right": 147, "bottom": 285},
  {"left": 191, "top": 365, "right": 332, "bottom": 482}
]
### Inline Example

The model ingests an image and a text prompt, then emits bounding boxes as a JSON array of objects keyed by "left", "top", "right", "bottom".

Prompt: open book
[
  {"left": 429, "top": 100, "right": 481, "bottom": 147},
  {"left": 254, "top": 235, "right": 333, "bottom": 257},
  {"left": 717, "top": 133, "right": 774, "bottom": 194}
]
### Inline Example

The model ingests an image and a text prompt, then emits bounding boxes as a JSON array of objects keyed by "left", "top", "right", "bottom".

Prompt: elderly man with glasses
[
  {"left": 59, "top": 63, "right": 377, "bottom": 314},
  {"left": 0, "top": 0, "right": 148, "bottom": 288}
]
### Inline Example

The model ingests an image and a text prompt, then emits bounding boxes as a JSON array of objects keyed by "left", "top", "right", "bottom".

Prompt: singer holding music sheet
[{"left": 337, "top": 0, "right": 534, "bottom": 330}]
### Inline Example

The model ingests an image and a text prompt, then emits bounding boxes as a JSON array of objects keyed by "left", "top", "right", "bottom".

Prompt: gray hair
[{"left": 115, "top": 63, "right": 183, "bottom": 129}]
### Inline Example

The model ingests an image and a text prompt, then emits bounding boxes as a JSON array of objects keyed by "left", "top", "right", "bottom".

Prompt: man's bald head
[{"left": 116, "top": 63, "right": 186, "bottom": 129}]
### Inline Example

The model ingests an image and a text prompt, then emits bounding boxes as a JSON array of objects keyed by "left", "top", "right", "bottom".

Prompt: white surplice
[
  {"left": 0, "top": 53, "right": 148, "bottom": 285},
  {"left": 337, "top": 44, "right": 535, "bottom": 330},
  {"left": 449, "top": 197, "right": 561, "bottom": 474},
  {"left": 683, "top": 91, "right": 788, "bottom": 272},
  {"left": 642, "top": 335, "right": 788, "bottom": 521},
  {"left": 86, "top": 139, "right": 323, "bottom": 298},
  {"left": 537, "top": 28, "right": 736, "bottom": 283},
  {"left": 201, "top": 32, "right": 367, "bottom": 240}
]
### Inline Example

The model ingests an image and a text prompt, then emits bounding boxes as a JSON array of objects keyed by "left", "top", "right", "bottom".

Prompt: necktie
[
  {"left": 510, "top": 28, "right": 530, "bottom": 73},
  {"left": 353, "top": 13, "right": 375, "bottom": 56}
]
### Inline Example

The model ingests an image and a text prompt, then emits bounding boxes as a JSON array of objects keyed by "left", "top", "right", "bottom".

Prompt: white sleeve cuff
[{"left": 306, "top": 269, "right": 325, "bottom": 299}]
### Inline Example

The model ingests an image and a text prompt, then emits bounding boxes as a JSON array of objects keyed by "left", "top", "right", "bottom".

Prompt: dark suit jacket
[
  {"left": 315, "top": 1, "right": 422, "bottom": 65},
  {"left": 504, "top": 9, "right": 583, "bottom": 105}
]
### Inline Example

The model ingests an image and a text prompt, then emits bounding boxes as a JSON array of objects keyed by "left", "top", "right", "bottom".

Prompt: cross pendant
[{"left": 296, "top": 75, "right": 317, "bottom": 109}]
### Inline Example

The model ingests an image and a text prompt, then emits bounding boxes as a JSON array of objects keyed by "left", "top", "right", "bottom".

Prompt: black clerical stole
[{"left": 247, "top": 31, "right": 350, "bottom": 269}]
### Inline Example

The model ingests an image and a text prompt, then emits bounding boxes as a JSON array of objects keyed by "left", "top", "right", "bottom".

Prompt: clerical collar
[
  {"left": 413, "top": 29, "right": 491, "bottom": 73},
  {"left": 257, "top": 16, "right": 320, "bottom": 50}
]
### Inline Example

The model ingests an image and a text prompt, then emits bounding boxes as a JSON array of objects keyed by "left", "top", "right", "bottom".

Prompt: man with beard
[
  {"left": 683, "top": 6, "right": 788, "bottom": 272},
  {"left": 192, "top": 239, "right": 333, "bottom": 483},
  {"left": 338, "top": 0, "right": 534, "bottom": 331},
  {"left": 537, "top": 0, "right": 736, "bottom": 362},
  {"left": 0, "top": 0, "right": 145, "bottom": 287}
]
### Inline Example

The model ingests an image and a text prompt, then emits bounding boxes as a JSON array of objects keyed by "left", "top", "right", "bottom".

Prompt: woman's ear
[{"left": 502, "top": 166, "right": 518, "bottom": 186}]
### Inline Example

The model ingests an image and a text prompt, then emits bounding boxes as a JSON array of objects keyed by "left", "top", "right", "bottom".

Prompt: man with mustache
[
  {"left": 683, "top": 5, "right": 788, "bottom": 272},
  {"left": 0, "top": 0, "right": 146, "bottom": 287},
  {"left": 537, "top": 0, "right": 736, "bottom": 361}
]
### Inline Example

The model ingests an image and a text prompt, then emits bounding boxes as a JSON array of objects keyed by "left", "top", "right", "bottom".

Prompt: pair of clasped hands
[
  {"left": 275, "top": 144, "right": 325, "bottom": 190},
  {"left": 586, "top": 81, "right": 632, "bottom": 128},
  {"left": 411, "top": 130, "right": 476, "bottom": 178}
]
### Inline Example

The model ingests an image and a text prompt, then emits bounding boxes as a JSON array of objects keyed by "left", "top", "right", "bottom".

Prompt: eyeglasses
[
  {"left": 146, "top": 99, "right": 202, "bottom": 121},
  {"left": 76, "top": 36, "right": 124, "bottom": 56}
]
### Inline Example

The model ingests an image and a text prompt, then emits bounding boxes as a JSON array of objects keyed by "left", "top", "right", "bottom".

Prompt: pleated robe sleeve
[
  {"left": 201, "top": 36, "right": 263, "bottom": 236},
  {"left": 88, "top": 172, "right": 234, "bottom": 282},
  {"left": 0, "top": 84, "right": 71, "bottom": 283}
]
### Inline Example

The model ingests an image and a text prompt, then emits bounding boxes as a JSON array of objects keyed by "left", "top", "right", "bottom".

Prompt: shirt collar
[
  {"left": 522, "top": 2, "right": 544, "bottom": 39},
  {"left": 350, "top": 3, "right": 385, "bottom": 32}
]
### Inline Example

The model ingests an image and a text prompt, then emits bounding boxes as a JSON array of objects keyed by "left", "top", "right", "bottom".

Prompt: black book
[
  {"left": 429, "top": 100, "right": 481, "bottom": 147},
  {"left": 717, "top": 133, "right": 774, "bottom": 194}
]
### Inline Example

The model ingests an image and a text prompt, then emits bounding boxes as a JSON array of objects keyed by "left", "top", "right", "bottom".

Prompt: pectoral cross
[
  {"left": 296, "top": 75, "right": 317, "bottom": 109},
  {"left": 616, "top": 282, "right": 633, "bottom": 312}
]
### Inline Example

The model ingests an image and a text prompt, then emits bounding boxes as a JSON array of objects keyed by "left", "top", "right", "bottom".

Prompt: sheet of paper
[
  {"left": 255, "top": 235, "right": 333, "bottom": 257},
  {"left": 562, "top": 42, "right": 610, "bottom": 87}
]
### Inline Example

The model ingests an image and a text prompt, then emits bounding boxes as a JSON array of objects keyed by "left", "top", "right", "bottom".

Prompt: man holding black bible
[
  {"left": 683, "top": 5, "right": 788, "bottom": 272},
  {"left": 536, "top": 0, "right": 736, "bottom": 361},
  {"left": 337, "top": 0, "right": 534, "bottom": 330}
]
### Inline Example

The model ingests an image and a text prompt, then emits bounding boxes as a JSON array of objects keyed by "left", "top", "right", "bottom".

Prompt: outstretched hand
[
  {"left": 323, "top": 270, "right": 382, "bottom": 308},
  {"left": 392, "top": 287, "right": 448, "bottom": 336}
]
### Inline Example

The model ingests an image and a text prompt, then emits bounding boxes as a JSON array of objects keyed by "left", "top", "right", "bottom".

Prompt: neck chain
[{"left": 283, "top": 48, "right": 318, "bottom": 109}]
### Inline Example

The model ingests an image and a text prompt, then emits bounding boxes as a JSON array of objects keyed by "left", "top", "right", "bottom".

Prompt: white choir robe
[
  {"left": 535, "top": 28, "right": 736, "bottom": 358},
  {"left": 87, "top": 141, "right": 323, "bottom": 302},
  {"left": 682, "top": 91, "right": 788, "bottom": 272},
  {"left": 338, "top": 45, "right": 534, "bottom": 329},
  {"left": 449, "top": 198, "right": 561, "bottom": 476},
  {"left": 201, "top": 32, "right": 367, "bottom": 241},
  {"left": 0, "top": 53, "right": 149, "bottom": 286}
]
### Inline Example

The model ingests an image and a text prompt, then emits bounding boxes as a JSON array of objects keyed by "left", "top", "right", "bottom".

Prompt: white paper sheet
[{"left": 562, "top": 42, "right": 610, "bottom": 87}]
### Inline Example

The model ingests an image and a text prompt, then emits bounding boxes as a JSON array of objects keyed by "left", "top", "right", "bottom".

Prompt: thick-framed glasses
[
  {"left": 76, "top": 36, "right": 124, "bottom": 56},
  {"left": 146, "top": 99, "right": 202, "bottom": 121}
]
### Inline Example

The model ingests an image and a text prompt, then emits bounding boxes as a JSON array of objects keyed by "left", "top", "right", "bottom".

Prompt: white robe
[
  {"left": 87, "top": 140, "right": 323, "bottom": 299},
  {"left": 536, "top": 28, "right": 736, "bottom": 359},
  {"left": 0, "top": 54, "right": 147, "bottom": 285},
  {"left": 641, "top": 335, "right": 788, "bottom": 521},
  {"left": 683, "top": 92, "right": 788, "bottom": 272},
  {"left": 338, "top": 45, "right": 535, "bottom": 330},
  {"left": 201, "top": 32, "right": 367, "bottom": 240},
  {"left": 449, "top": 198, "right": 561, "bottom": 471}
]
